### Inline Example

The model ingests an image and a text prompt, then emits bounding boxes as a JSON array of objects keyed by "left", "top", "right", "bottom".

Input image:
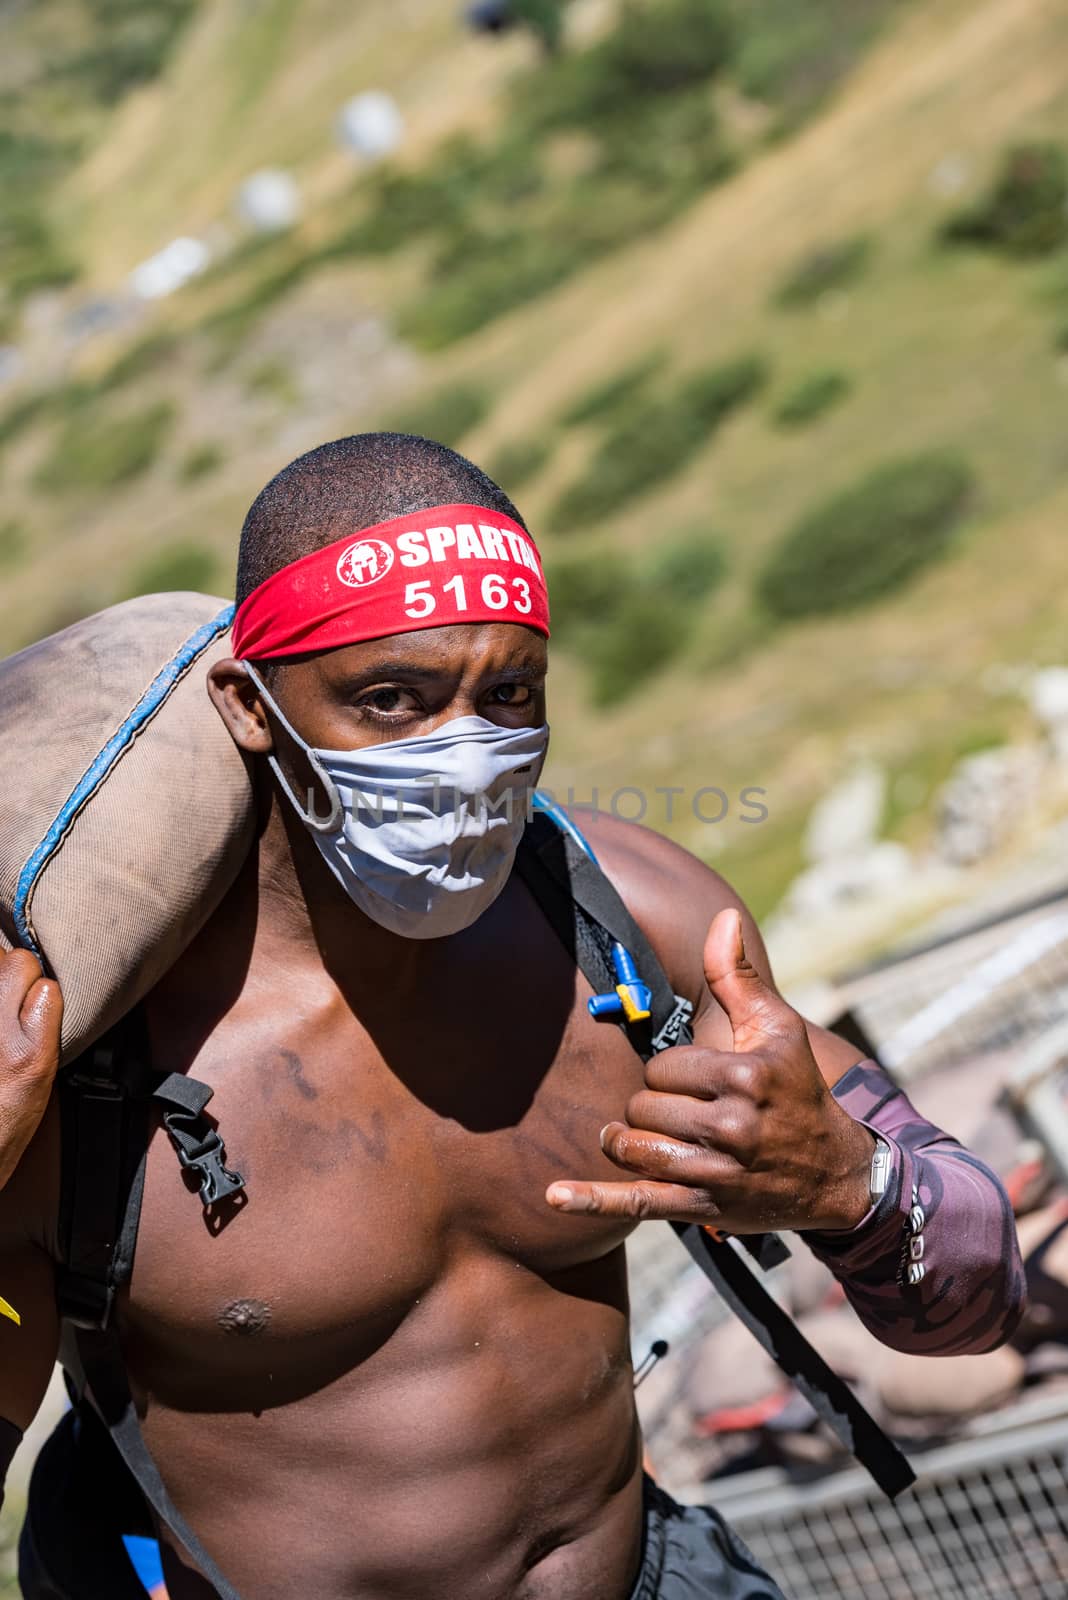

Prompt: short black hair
[{"left": 236, "top": 432, "right": 525, "bottom": 604}]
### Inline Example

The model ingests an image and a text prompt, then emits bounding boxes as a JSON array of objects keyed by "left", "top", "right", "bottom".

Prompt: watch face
[{"left": 870, "top": 1139, "right": 892, "bottom": 1202}]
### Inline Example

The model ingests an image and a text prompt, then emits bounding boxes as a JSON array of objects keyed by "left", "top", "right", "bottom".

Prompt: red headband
[{"left": 231, "top": 502, "right": 550, "bottom": 660}]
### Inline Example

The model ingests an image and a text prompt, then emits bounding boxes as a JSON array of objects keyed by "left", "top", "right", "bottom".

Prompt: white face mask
[{"left": 244, "top": 665, "right": 549, "bottom": 939}]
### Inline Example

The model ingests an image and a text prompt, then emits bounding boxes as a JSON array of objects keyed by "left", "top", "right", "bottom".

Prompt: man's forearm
[{"left": 803, "top": 1060, "right": 1026, "bottom": 1355}]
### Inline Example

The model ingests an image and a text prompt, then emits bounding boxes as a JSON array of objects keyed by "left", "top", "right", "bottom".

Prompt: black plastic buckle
[{"left": 175, "top": 1131, "right": 245, "bottom": 1209}]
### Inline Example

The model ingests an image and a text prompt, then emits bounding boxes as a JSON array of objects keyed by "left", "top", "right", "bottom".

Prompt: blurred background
[{"left": 4, "top": 0, "right": 1068, "bottom": 1594}]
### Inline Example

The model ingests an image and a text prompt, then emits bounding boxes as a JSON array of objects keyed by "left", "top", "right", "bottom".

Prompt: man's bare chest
[{"left": 122, "top": 952, "right": 647, "bottom": 1399}]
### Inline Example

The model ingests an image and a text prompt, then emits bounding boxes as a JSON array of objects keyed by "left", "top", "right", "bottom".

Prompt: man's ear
[{"left": 207, "top": 659, "right": 274, "bottom": 754}]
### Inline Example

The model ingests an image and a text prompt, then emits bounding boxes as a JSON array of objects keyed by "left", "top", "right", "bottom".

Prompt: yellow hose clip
[{"left": 616, "top": 983, "right": 652, "bottom": 1024}]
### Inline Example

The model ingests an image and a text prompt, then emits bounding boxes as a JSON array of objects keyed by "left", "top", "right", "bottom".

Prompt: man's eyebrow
[
  {"left": 332, "top": 658, "right": 546, "bottom": 692},
  {"left": 332, "top": 662, "right": 457, "bottom": 691},
  {"left": 486, "top": 662, "right": 546, "bottom": 682}
]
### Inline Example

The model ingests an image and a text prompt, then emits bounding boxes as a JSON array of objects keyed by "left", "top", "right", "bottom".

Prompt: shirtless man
[{"left": 0, "top": 433, "right": 1024, "bottom": 1599}]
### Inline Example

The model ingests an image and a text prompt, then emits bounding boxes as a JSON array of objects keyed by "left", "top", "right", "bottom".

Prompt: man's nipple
[{"left": 219, "top": 1297, "right": 272, "bottom": 1336}]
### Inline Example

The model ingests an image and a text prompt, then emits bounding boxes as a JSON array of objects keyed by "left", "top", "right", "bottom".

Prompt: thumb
[{"left": 702, "top": 908, "right": 797, "bottom": 1049}]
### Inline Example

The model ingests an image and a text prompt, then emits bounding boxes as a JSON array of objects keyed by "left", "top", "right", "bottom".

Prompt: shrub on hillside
[
  {"left": 758, "top": 451, "right": 974, "bottom": 619},
  {"left": 548, "top": 407, "right": 690, "bottom": 531},
  {"left": 179, "top": 442, "right": 225, "bottom": 483},
  {"left": 0, "top": 521, "right": 26, "bottom": 569},
  {"left": 681, "top": 353, "right": 769, "bottom": 426},
  {"left": 53, "top": 0, "right": 197, "bottom": 105},
  {"left": 0, "top": 393, "right": 50, "bottom": 453},
  {"left": 399, "top": 227, "right": 598, "bottom": 349},
  {"left": 772, "top": 369, "right": 851, "bottom": 427},
  {"left": 940, "top": 142, "right": 1068, "bottom": 256},
  {"left": 735, "top": 0, "right": 904, "bottom": 125},
  {"left": 596, "top": 88, "right": 734, "bottom": 198},
  {"left": 544, "top": 554, "right": 623, "bottom": 638},
  {"left": 245, "top": 358, "right": 299, "bottom": 406},
  {"left": 586, "top": 587, "right": 686, "bottom": 706},
  {"left": 487, "top": 436, "right": 554, "bottom": 493},
  {"left": 521, "top": 0, "right": 734, "bottom": 133},
  {"left": 561, "top": 352, "right": 667, "bottom": 426},
  {"left": 549, "top": 355, "right": 767, "bottom": 530},
  {"left": 601, "top": 0, "right": 734, "bottom": 98},
  {"left": 385, "top": 383, "right": 491, "bottom": 448},
  {"left": 0, "top": 132, "right": 80, "bottom": 311},
  {"left": 547, "top": 533, "right": 726, "bottom": 705},
  {"left": 4, "top": 201, "right": 79, "bottom": 301},
  {"left": 646, "top": 533, "right": 727, "bottom": 605},
  {"left": 124, "top": 539, "right": 221, "bottom": 597},
  {"left": 35, "top": 402, "right": 176, "bottom": 493},
  {"left": 773, "top": 235, "right": 872, "bottom": 307},
  {"left": 337, "top": 137, "right": 544, "bottom": 260},
  {"left": 100, "top": 332, "right": 179, "bottom": 392},
  {"left": 511, "top": 0, "right": 567, "bottom": 55}
]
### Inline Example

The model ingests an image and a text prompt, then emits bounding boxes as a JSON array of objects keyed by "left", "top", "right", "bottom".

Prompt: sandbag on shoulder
[{"left": 0, "top": 593, "right": 255, "bottom": 1063}]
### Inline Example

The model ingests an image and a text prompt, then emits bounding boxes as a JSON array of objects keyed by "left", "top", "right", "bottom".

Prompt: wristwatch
[{"left": 869, "top": 1137, "right": 893, "bottom": 1207}]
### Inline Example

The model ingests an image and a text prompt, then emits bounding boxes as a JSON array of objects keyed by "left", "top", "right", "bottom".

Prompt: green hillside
[{"left": 3, "top": 0, "right": 1068, "bottom": 949}]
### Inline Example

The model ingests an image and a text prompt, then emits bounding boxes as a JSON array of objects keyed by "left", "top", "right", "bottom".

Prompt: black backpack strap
[
  {"left": 73, "top": 1324, "right": 243, "bottom": 1600},
  {"left": 517, "top": 806, "right": 916, "bottom": 1500},
  {"left": 670, "top": 1221, "right": 915, "bottom": 1498},
  {"left": 56, "top": 1019, "right": 250, "bottom": 1597},
  {"left": 517, "top": 810, "right": 690, "bottom": 1057},
  {"left": 57, "top": 1011, "right": 152, "bottom": 1330}
]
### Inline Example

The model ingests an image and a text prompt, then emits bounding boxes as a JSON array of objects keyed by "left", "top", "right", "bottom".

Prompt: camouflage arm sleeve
[{"left": 801, "top": 1059, "right": 1027, "bottom": 1355}]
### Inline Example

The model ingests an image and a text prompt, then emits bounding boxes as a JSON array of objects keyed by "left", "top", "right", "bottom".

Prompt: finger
[
  {"left": 624, "top": 1091, "right": 761, "bottom": 1161},
  {"left": 625, "top": 1089, "right": 717, "bottom": 1143},
  {"left": 0, "top": 950, "right": 45, "bottom": 1025},
  {"left": 642, "top": 1045, "right": 757, "bottom": 1099},
  {"left": 702, "top": 909, "right": 804, "bottom": 1051},
  {"left": 546, "top": 1177, "right": 724, "bottom": 1223},
  {"left": 599, "top": 1121, "right": 745, "bottom": 1186},
  {"left": 18, "top": 978, "right": 63, "bottom": 1065}
]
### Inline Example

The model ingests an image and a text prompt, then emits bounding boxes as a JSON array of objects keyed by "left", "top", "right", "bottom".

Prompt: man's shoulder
[
  {"left": 561, "top": 810, "right": 750, "bottom": 1012},
  {"left": 570, "top": 809, "right": 741, "bottom": 912}
]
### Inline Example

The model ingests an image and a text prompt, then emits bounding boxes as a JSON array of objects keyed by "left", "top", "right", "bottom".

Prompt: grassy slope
[
  {"left": 3, "top": 0, "right": 1068, "bottom": 947},
  {"left": 70, "top": 0, "right": 533, "bottom": 282}
]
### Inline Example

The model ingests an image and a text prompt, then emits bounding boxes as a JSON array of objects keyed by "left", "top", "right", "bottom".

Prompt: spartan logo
[{"left": 336, "top": 537, "right": 395, "bottom": 588}]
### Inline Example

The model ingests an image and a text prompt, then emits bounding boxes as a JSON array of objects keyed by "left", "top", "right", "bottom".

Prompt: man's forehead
[{"left": 316, "top": 622, "right": 548, "bottom": 678}]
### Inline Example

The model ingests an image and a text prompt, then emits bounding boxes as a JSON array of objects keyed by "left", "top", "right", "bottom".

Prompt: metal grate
[
  {"left": 703, "top": 1405, "right": 1068, "bottom": 1600},
  {"left": 835, "top": 903, "right": 1068, "bottom": 1080}
]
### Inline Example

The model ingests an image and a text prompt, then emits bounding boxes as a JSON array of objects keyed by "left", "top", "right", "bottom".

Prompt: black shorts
[{"left": 630, "top": 1477, "right": 788, "bottom": 1600}]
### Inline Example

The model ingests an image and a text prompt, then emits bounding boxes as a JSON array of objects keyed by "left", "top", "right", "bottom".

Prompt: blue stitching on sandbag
[{"left": 12, "top": 604, "right": 236, "bottom": 957}]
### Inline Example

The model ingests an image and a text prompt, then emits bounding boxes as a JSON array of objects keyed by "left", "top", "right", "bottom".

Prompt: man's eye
[
  {"left": 489, "top": 683, "right": 532, "bottom": 706},
  {"left": 359, "top": 687, "right": 416, "bottom": 716}
]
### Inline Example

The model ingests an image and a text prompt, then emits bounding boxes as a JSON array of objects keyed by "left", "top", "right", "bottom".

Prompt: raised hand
[
  {"left": 0, "top": 949, "right": 62, "bottom": 1194},
  {"left": 546, "top": 909, "right": 874, "bottom": 1234}
]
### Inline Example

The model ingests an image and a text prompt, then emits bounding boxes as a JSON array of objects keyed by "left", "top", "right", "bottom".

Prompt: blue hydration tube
[{"left": 531, "top": 792, "right": 652, "bottom": 1024}]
